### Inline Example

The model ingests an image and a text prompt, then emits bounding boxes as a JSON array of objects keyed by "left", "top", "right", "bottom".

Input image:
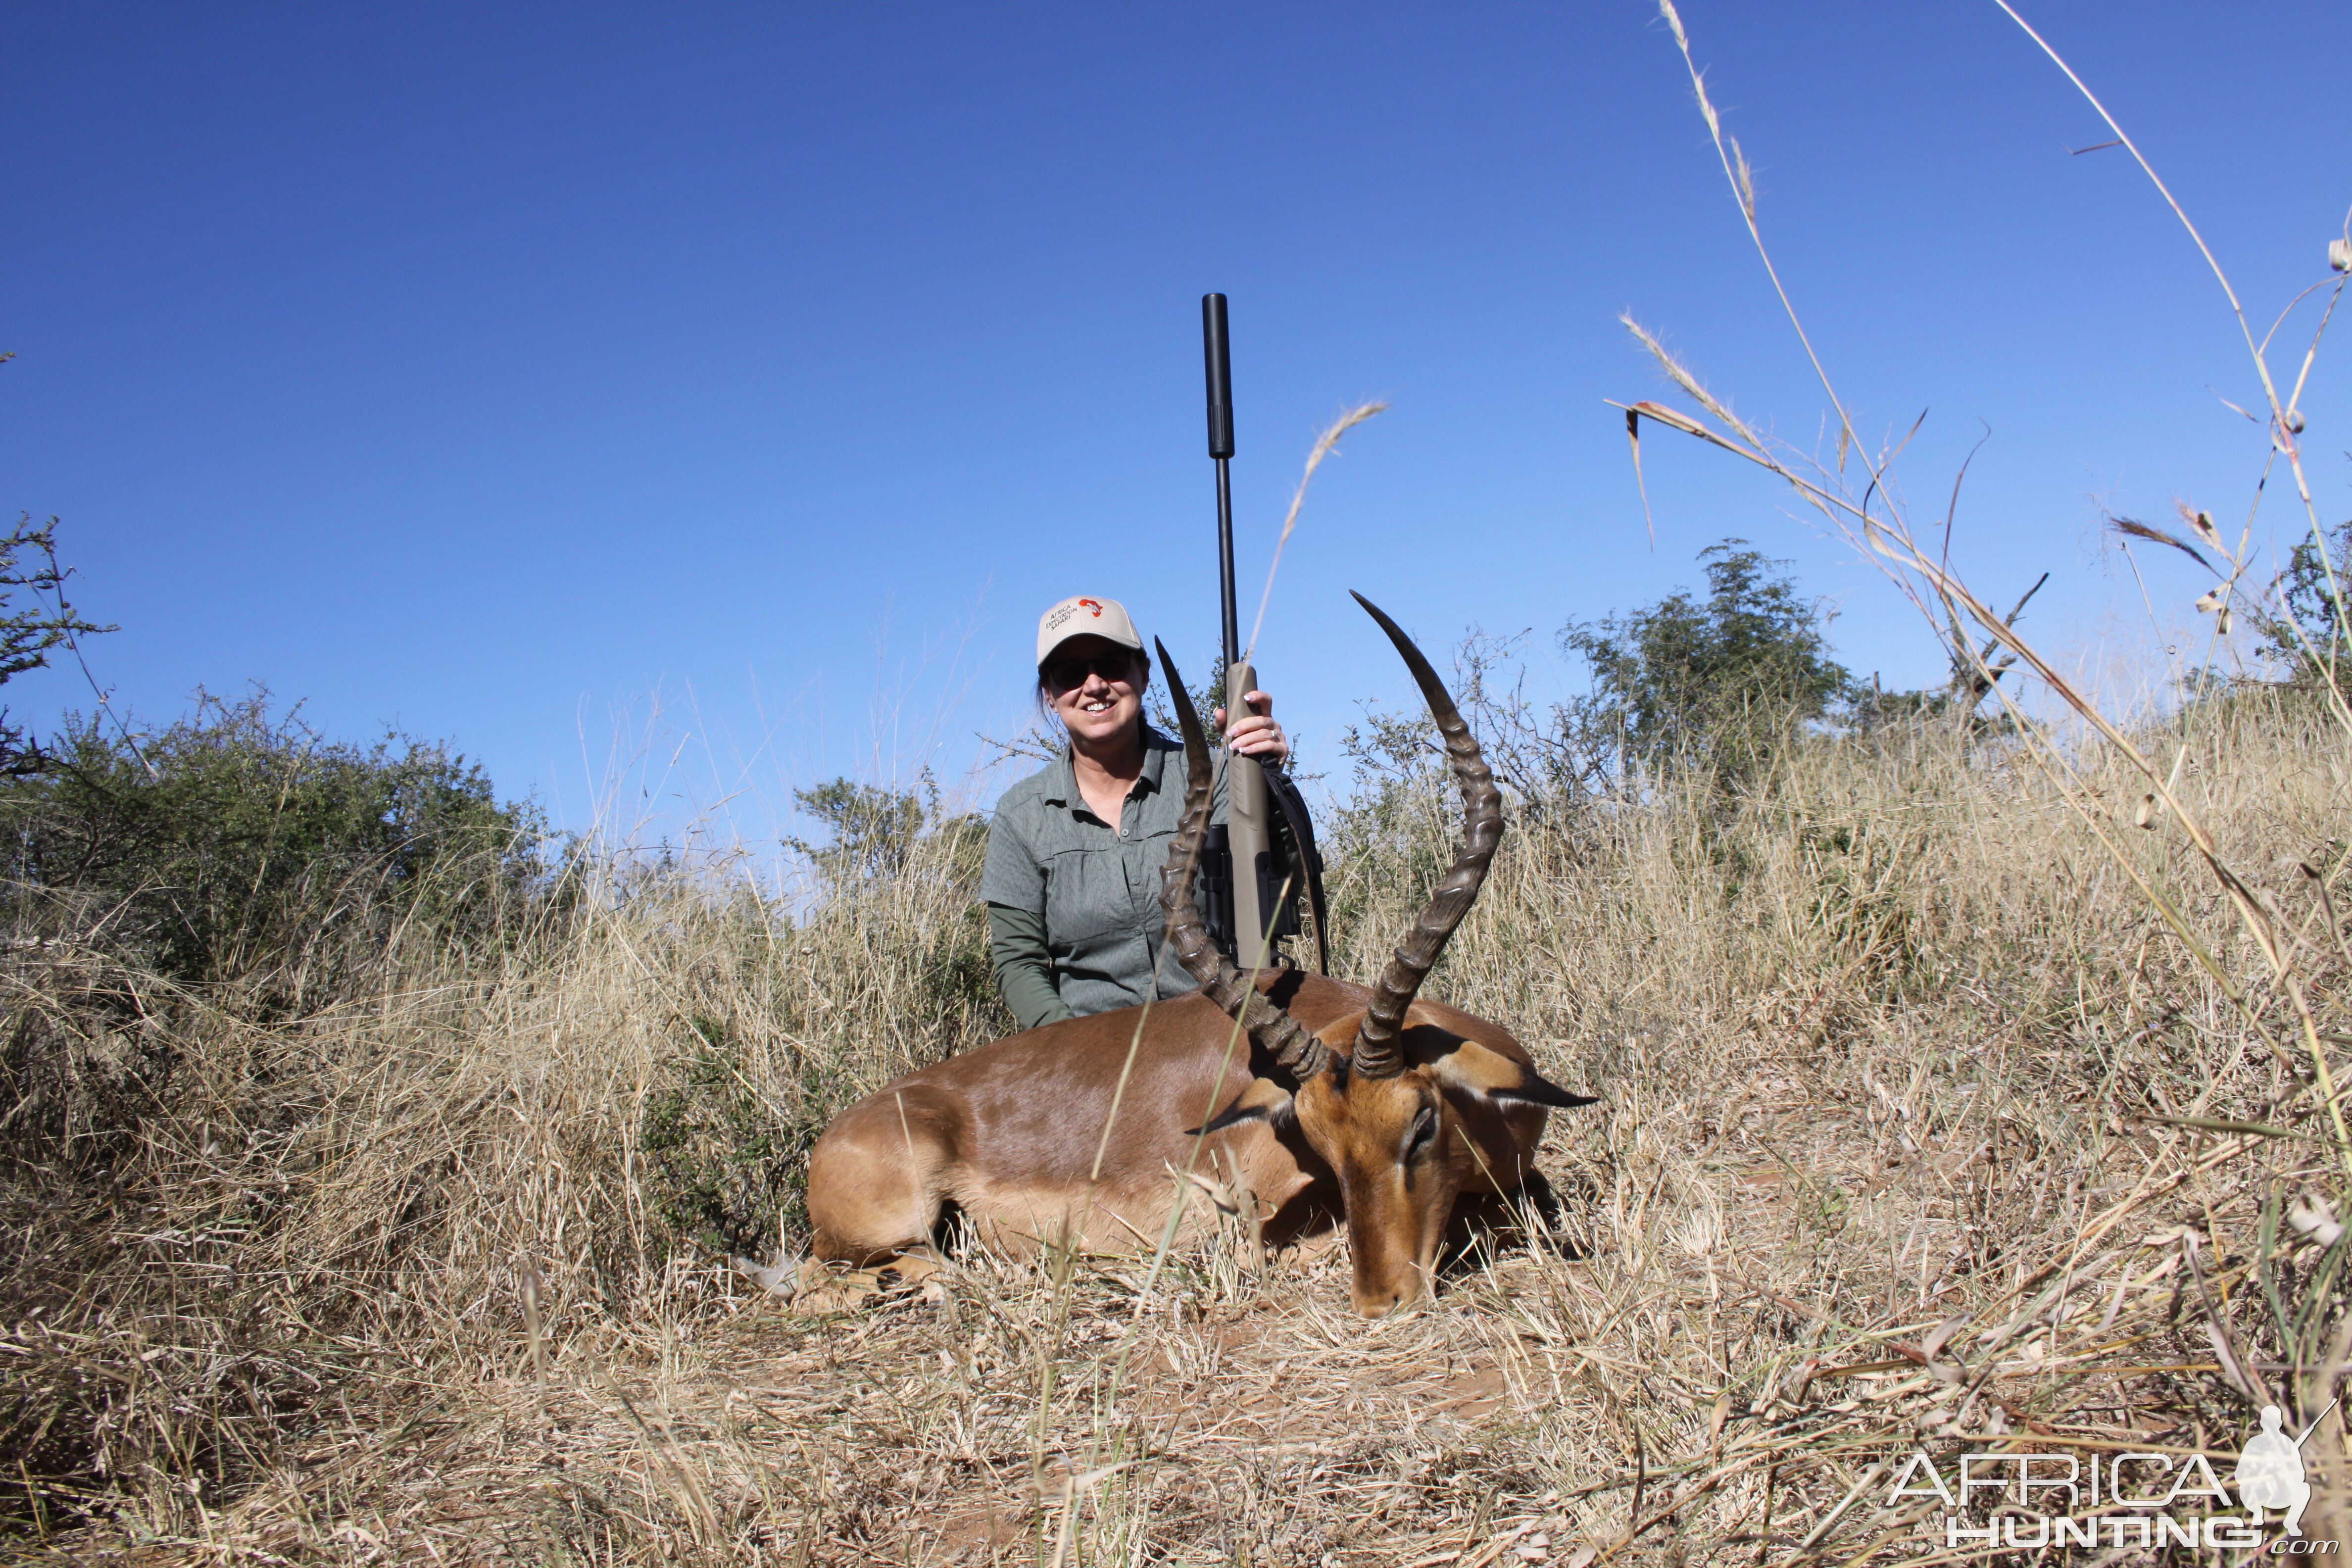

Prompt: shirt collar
[
  {"left": 1138, "top": 729, "right": 1176, "bottom": 794},
  {"left": 1043, "top": 746, "right": 1078, "bottom": 807},
  {"left": 1043, "top": 729, "right": 1178, "bottom": 812}
]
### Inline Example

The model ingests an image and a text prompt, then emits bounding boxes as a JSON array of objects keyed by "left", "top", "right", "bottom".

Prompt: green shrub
[
  {"left": 0, "top": 688, "right": 543, "bottom": 1005},
  {"left": 640, "top": 1014, "right": 794, "bottom": 1257}
]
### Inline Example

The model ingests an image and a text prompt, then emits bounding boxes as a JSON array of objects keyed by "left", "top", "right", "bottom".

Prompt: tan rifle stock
[{"left": 1223, "top": 655, "right": 1275, "bottom": 968}]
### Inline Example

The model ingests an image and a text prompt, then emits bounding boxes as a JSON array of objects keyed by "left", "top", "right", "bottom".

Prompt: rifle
[{"left": 1200, "top": 293, "right": 1328, "bottom": 974}]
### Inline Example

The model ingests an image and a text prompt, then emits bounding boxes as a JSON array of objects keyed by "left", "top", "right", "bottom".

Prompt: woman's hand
[{"left": 1214, "top": 690, "right": 1291, "bottom": 766}]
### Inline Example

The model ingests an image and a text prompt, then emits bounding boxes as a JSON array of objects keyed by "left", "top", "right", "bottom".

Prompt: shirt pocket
[
  {"left": 1127, "top": 826, "right": 1182, "bottom": 919},
  {"left": 1041, "top": 845, "right": 1130, "bottom": 958}
]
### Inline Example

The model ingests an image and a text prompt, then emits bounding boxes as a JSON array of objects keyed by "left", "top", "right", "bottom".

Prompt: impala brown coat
[{"left": 805, "top": 595, "right": 1595, "bottom": 1315}]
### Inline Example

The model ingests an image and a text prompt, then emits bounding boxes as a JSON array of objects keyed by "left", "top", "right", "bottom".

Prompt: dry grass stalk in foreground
[{"left": 3, "top": 681, "right": 2346, "bottom": 1562}]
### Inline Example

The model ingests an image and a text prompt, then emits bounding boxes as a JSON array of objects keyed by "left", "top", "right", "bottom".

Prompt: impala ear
[
  {"left": 1426, "top": 1039, "right": 1599, "bottom": 1110},
  {"left": 1489, "top": 1074, "right": 1601, "bottom": 1111},
  {"left": 1189, "top": 1083, "right": 1297, "bottom": 1136}
]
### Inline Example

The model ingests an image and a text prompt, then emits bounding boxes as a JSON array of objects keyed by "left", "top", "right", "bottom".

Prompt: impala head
[{"left": 1156, "top": 594, "right": 1595, "bottom": 1316}]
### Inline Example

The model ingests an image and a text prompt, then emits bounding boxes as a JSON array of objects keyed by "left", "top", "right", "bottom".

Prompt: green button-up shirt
[{"left": 980, "top": 730, "right": 1225, "bottom": 1027}]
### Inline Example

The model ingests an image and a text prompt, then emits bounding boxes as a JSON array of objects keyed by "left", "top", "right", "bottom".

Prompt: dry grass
[{"left": 2, "top": 675, "right": 2345, "bottom": 1564}]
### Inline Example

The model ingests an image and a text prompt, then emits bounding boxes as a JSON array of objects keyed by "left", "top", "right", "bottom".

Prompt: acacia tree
[
  {"left": 0, "top": 514, "right": 114, "bottom": 775},
  {"left": 2257, "top": 517, "right": 2352, "bottom": 685},
  {"left": 1562, "top": 539, "right": 1854, "bottom": 784},
  {"left": 787, "top": 770, "right": 986, "bottom": 896}
]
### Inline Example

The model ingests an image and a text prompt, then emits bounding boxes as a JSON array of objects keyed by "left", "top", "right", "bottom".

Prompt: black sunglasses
[{"left": 1043, "top": 651, "right": 1142, "bottom": 689}]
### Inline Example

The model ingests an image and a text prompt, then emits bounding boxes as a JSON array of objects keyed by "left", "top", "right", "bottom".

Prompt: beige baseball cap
[{"left": 1036, "top": 595, "right": 1145, "bottom": 665}]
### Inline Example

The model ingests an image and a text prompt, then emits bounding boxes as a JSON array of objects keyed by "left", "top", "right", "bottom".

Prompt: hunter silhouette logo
[{"left": 2237, "top": 1401, "right": 2333, "bottom": 1538}]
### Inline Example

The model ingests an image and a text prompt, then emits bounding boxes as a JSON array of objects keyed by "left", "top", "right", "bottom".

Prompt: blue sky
[{"left": 4, "top": 2, "right": 2347, "bottom": 847}]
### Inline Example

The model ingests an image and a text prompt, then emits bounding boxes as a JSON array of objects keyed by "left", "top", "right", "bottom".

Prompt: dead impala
[{"left": 804, "top": 593, "right": 1595, "bottom": 1316}]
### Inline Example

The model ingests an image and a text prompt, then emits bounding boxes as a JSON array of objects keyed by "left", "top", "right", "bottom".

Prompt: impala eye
[{"left": 1405, "top": 1106, "right": 1438, "bottom": 1159}]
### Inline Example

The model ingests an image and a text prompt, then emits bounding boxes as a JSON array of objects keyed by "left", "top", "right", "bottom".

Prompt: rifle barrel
[{"left": 1203, "top": 294, "right": 1239, "bottom": 673}]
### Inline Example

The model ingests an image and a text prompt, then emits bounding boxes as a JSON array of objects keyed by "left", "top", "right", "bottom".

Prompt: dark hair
[{"left": 1034, "top": 648, "right": 1152, "bottom": 726}]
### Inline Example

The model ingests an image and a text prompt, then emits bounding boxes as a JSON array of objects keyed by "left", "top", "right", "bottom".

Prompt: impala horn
[
  {"left": 1347, "top": 592, "right": 1504, "bottom": 1079},
  {"left": 1155, "top": 640, "right": 1330, "bottom": 1082}
]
